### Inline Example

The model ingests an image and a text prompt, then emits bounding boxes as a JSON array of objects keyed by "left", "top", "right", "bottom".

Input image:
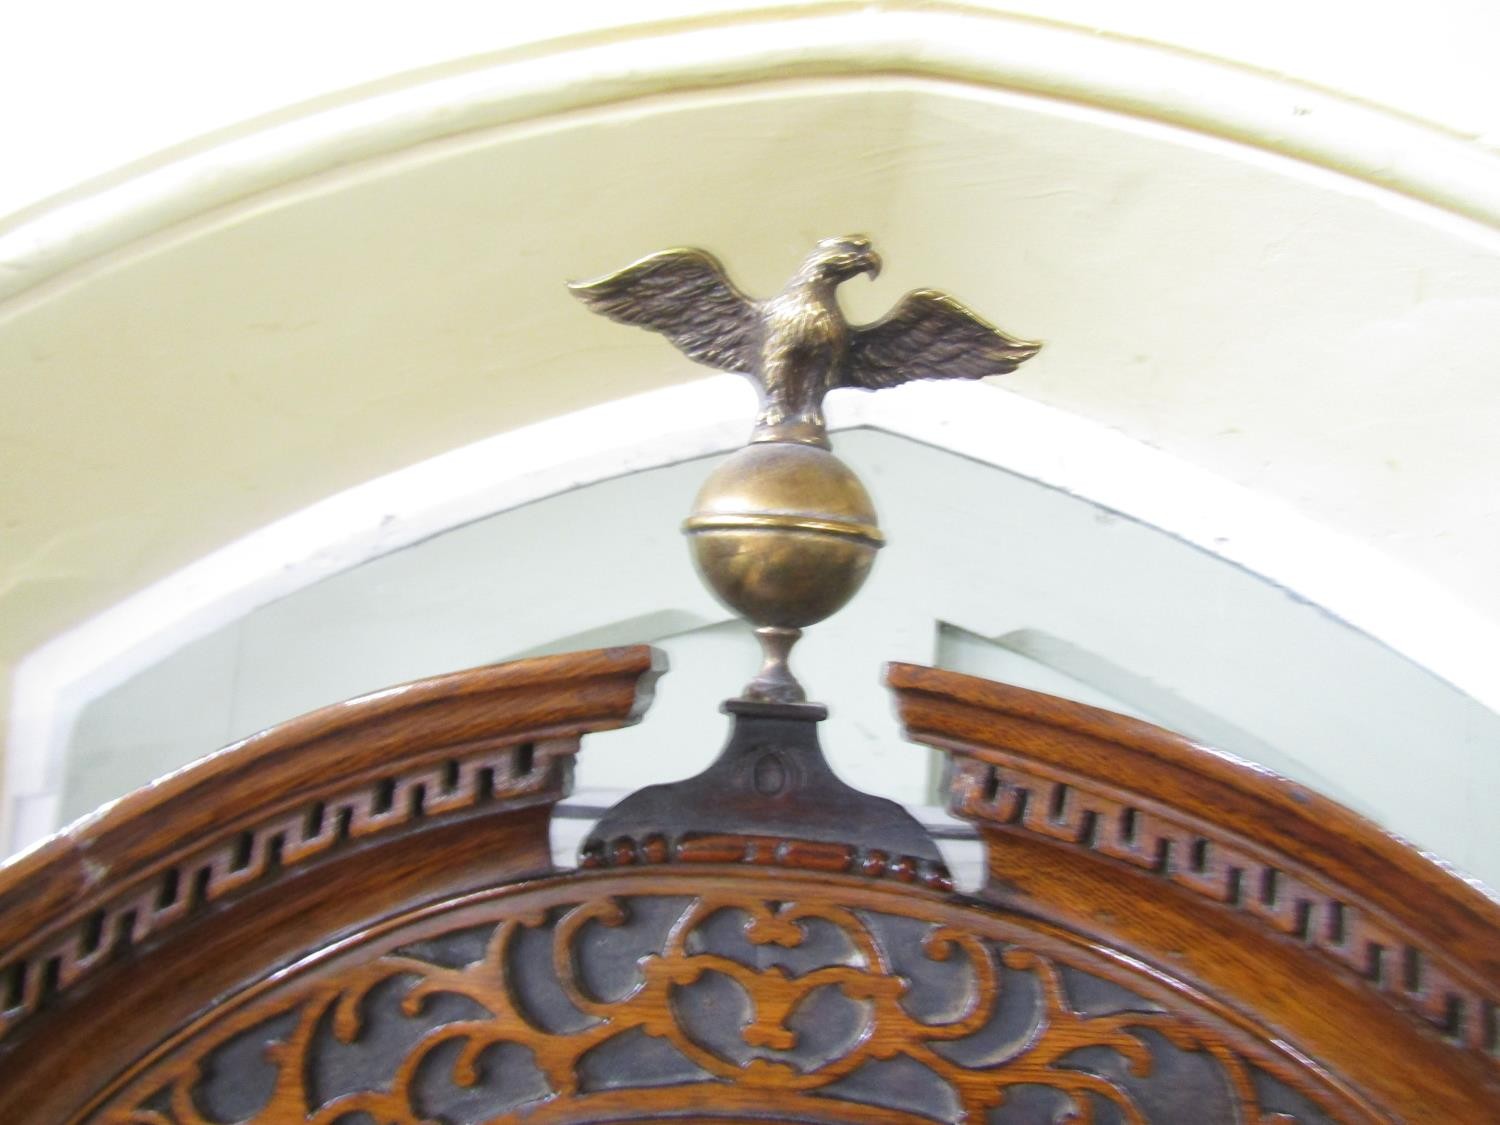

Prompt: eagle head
[{"left": 807, "top": 235, "right": 882, "bottom": 283}]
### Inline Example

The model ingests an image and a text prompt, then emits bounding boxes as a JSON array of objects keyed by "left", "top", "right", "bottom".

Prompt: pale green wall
[{"left": 60, "top": 433, "right": 1500, "bottom": 886}]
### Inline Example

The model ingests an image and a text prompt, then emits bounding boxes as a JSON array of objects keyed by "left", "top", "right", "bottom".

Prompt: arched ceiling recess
[
  {"left": 32, "top": 385, "right": 1500, "bottom": 892},
  {"left": 4, "top": 6, "right": 1500, "bottom": 859}
]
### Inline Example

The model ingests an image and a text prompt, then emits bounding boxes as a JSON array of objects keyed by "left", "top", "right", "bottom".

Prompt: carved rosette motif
[{"left": 101, "top": 875, "right": 1353, "bottom": 1125}]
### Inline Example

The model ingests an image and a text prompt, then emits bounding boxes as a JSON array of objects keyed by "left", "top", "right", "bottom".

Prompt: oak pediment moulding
[{"left": 0, "top": 239, "right": 1494, "bottom": 1122}]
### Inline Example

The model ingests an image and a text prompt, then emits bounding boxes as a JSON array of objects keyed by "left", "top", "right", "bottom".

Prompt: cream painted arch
[
  {"left": 4, "top": 6, "right": 1500, "bottom": 868},
  {"left": 9, "top": 3, "right": 1500, "bottom": 295},
  {"left": 7, "top": 2, "right": 1500, "bottom": 227}
]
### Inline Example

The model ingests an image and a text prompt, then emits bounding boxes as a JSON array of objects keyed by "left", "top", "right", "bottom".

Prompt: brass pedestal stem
[{"left": 746, "top": 626, "right": 804, "bottom": 704}]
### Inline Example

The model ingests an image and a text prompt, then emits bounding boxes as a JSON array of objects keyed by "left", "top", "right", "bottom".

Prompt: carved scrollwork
[{"left": 105, "top": 880, "right": 1352, "bottom": 1124}]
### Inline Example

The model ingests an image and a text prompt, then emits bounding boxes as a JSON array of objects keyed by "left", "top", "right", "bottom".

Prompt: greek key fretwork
[
  {"left": 0, "top": 737, "right": 573, "bottom": 1043},
  {"left": 948, "top": 756, "right": 1498, "bottom": 1065}
]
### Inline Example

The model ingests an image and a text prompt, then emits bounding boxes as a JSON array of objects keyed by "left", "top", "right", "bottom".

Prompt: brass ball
[{"left": 683, "top": 442, "right": 884, "bottom": 630}]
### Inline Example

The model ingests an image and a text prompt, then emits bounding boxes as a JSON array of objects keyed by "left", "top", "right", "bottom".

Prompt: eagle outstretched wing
[
  {"left": 568, "top": 248, "right": 761, "bottom": 375},
  {"left": 843, "top": 288, "right": 1040, "bottom": 390}
]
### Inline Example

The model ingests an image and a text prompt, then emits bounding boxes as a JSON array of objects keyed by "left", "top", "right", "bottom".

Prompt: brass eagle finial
[
  {"left": 570, "top": 237, "right": 1041, "bottom": 704},
  {"left": 569, "top": 235, "right": 1040, "bottom": 447}
]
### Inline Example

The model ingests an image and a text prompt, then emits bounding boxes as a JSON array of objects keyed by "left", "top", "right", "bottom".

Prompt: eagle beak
[{"left": 863, "top": 251, "right": 882, "bottom": 280}]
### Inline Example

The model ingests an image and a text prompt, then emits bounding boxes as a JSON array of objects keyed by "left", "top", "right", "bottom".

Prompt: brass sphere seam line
[{"left": 681, "top": 513, "right": 886, "bottom": 548}]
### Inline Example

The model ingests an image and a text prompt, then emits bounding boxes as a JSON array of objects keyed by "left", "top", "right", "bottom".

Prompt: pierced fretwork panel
[{"left": 101, "top": 874, "right": 1355, "bottom": 1124}]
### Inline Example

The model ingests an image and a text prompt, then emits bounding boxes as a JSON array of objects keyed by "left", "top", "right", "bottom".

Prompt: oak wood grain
[
  {"left": 890, "top": 660, "right": 1500, "bottom": 1117},
  {"left": 0, "top": 647, "right": 1493, "bottom": 1122},
  {"left": 0, "top": 646, "right": 662, "bottom": 1043}
]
